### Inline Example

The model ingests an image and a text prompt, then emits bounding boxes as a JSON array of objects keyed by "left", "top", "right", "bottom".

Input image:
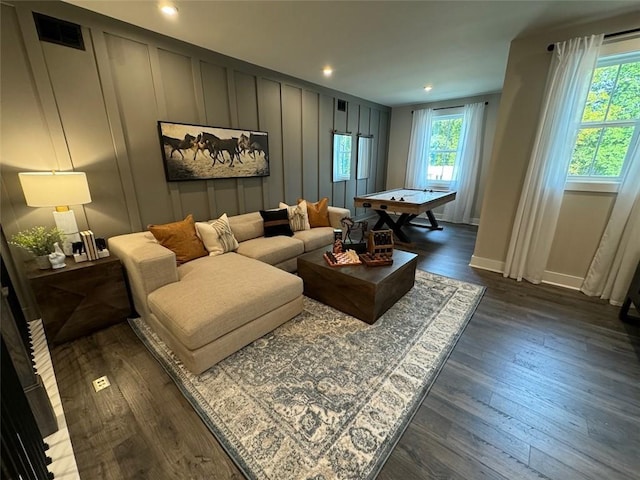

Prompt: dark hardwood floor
[{"left": 51, "top": 222, "right": 640, "bottom": 479}]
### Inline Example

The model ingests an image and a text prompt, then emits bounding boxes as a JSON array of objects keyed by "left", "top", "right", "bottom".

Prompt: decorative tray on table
[
  {"left": 323, "top": 250, "right": 362, "bottom": 267},
  {"left": 359, "top": 253, "right": 394, "bottom": 267}
]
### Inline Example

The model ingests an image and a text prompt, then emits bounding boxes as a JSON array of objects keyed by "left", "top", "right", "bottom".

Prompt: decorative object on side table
[
  {"left": 9, "top": 226, "right": 66, "bottom": 270},
  {"left": 73, "top": 231, "right": 110, "bottom": 263},
  {"left": 48, "top": 242, "right": 66, "bottom": 269},
  {"left": 18, "top": 171, "right": 92, "bottom": 255}
]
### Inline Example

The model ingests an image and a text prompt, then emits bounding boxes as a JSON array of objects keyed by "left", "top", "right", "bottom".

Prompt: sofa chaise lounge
[{"left": 109, "top": 204, "right": 350, "bottom": 374}]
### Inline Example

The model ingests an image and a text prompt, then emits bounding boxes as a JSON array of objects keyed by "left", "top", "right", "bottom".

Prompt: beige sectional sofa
[{"left": 109, "top": 205, "right": 350, "bottom": 374}]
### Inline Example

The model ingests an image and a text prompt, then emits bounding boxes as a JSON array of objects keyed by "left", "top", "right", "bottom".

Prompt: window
[
  {"left": 332, "top": 132, "right": 352, "bottom": 182},
  {"left": 357, "top": 135, "right": 372, "bottom": 180},
  {"left": 427, "top": 109, "right": 463, "bottom": 185},
  {"left": 567, "top": 51, "right": 640, "bottom": 188}
]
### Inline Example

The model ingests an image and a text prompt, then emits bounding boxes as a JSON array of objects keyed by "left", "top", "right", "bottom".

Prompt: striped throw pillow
[
  {"left": 279, "top": 201, "right": 311, "bottom": 232},
  {"left": 195, "top": 213, "right": 239, "bottom": 256}
]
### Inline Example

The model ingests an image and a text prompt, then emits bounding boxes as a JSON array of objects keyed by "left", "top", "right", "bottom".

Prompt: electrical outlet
[{"left": 92, "top": 375, "right": 111, "bottom": 392}]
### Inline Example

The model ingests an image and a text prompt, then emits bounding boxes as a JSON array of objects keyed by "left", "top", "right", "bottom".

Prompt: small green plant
[{"left": 10, "top": 226, "right": 65, "bottom": 256}]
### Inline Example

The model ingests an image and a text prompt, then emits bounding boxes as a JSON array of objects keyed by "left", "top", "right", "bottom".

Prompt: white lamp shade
[{"left": 19, "top": 172, "right": 92, "bottom": 207}]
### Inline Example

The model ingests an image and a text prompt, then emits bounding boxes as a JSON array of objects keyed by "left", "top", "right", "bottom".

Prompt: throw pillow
[
  {"left": 299, "top": 197, "right": 331, "bottom": 227},
  {"left": 259, "top": 209, "right": 294, "bottom": 237},
  {"left": 148, "top": 214, "right": 207, "bottom": 264},
  {"left": 195, "top": 213, "right": 239, "bottom": 257},
  {"left": 279, "top": 201, "right": 311, "bottom": 232}
]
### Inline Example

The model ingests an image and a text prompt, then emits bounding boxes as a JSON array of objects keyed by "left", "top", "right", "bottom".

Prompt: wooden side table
[{"left": 25, "top": 256, "right": 132, "bottom": 345}]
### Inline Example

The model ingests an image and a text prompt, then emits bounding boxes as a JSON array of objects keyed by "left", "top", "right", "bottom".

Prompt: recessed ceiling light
[
  {"left": 160, "top": 4, "right": 178, "bottom": 16},
  {"left": 323, "top": 66, "right": 333, "bottom": 77},
  {"left": 424, "top": 85, "right": 433, "bottom": 92}
]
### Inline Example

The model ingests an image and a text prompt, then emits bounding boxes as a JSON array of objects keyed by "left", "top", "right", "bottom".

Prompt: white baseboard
[
  {"left": 541, "top": 271, "right": 584, "bottom": 291},
  {"left": 469, "top": 255, "right": 584, "bottom": 291},
  {"left": 431, "top": 213, "right": 480, "bottom": 226},
  {"left": 469, "top": 255, "right": 505, "bottom": 273}
]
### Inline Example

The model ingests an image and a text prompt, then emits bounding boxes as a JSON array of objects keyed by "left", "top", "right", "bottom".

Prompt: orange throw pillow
[
  {"left": 299, "top": 197, "right": 331, "bottom": 227},
  {"left": 148, "top": 214, "right": 207, "bottom": 264}
]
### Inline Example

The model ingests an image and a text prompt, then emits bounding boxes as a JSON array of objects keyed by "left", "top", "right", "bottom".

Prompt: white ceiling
[{"left": 65, "top": 0, "right": 639, "bottom": 106}]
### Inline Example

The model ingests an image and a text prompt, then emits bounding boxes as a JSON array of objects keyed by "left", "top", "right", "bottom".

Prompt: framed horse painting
[{"left": 157, "top": 121, "right": 270, "bottom": 181}]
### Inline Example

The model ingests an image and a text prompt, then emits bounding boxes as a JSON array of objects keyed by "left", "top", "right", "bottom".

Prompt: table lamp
[{"left": 18, "top": 171, "right": 92, "bottom": 255}]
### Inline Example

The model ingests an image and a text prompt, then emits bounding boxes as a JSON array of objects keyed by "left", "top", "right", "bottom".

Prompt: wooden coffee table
[{"left": 297, "top": 249, "right": 418, "bottom": 324}]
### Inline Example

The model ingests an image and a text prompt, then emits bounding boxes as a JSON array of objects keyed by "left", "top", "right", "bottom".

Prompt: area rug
[{"left": 129, "top": 269, "right": 484, "bottom": 479}]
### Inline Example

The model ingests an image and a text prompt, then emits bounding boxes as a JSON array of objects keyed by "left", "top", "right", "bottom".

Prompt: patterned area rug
[{"left": 129, "top": 269, "right": 484, "bottom": 479}]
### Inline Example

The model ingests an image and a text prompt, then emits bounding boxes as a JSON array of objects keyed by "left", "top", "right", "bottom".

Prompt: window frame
[
  {"left": 332, "top": 131, "right": 352, "bottom": 182},
  {"left": 356, "top": 134, "right": 373, "bottom": 180},
  {"left": 565, "top": 44, "right": 640, "bottom": 193},
  {"left": 426, "top": 107, "right": 464, "bottom": 189}
]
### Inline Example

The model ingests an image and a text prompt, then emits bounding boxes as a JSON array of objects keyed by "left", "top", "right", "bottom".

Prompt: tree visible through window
[
  {"left": 428, "top": 113, "right": 463, "bottom": 182},
  {"left": 568, "top": 52, "right": 640, "bottom": 180}
]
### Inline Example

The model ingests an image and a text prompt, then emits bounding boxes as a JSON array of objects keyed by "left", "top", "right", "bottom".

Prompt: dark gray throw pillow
[{"left": 260, "top": 209, "right": 294, "bottom": 237}]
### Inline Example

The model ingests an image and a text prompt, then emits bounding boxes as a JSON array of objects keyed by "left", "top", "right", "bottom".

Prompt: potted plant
[{"left": 10, "top": 226, "right": 66, "bottom": 269}]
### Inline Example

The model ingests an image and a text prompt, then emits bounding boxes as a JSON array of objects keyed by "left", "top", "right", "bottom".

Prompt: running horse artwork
[{"left": 158, "top": 121, "right": 270, "bottom": 181}]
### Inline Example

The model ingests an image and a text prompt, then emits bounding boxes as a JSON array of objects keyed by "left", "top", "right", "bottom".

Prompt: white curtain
[
  {"left": 405, "top": 108, "right": 434, "bottom": 189},
  {"left": 442, "top": 102, "right": 486, "bottom": 223},
  {"left": 503, "top": 34, "right": 604, "bottom": 283},
  {"left": 581, "top": 139, "right": 640, "bottom": 305}
]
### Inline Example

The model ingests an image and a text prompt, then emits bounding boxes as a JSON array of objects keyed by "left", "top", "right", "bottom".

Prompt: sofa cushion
[
  {"left": 293, "top": 227, "right": 335, "bottom": 252},
  {"left": 300, "top": 197, "right": 331, "bottom": 227},
  {"left": 148, "top": 253, "right": 302, "bottom": 351},
  {"left": 260, "top": 208, "right": 294, "bottom": 237},
  {"left": 279, "top": 201, "right": 310, "bottom": 232},
  {"left": 195, "top": 213, "right": 239, "bottom": 257},
  {"left": 148, "top": 214, "right": 207, "bottom": 264},
  {"left": 228, "top": 212, "right": 264, "bottom": 242},
  {"left": 236, "top": 236, "right": 304, "bottom": 265},
  {"left": 328, "top": 206, "right": 351, "bottom": 230}
]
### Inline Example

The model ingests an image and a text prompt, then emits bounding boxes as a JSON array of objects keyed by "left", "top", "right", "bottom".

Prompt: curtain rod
[
  {"left": 546, "top": 28, "right": 640, "bottom": 52},
  {"left": 411, "top": 101, "right": 488, "bottom": 114},
  {"left": 434, "top": 101, "right": 488, "bottom": 111}
]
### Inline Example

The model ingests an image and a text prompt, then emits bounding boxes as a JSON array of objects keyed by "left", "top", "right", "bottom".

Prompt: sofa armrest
[
  {"left": 328, "top": 206, "right": 351, "bottom": 229},
  {"left": 108, "top": 232, "right": 179, "bottom": 319}
]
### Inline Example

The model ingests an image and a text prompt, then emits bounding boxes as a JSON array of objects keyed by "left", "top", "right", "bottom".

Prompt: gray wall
[
  {"left": 0, "top": 0, "right": 390, "bottom": 318},
  {"left": 1, "top": 0, "right": 390, "bottom": 243}
]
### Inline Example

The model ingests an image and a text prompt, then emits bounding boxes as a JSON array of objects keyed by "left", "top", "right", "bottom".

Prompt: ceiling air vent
[
  {"left": 337, "top": 99, "right": 347, "bottom": 112},
  {"left": 33, "top": 13, "right": 85, "bottom": 51}
]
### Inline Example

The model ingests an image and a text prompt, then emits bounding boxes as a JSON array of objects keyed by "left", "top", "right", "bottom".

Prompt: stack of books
[
  {"left": 74, "top": 230, "right": 109, "bottom": 262},
  {"left": 80, "top": 230, "right": 99, "bottom": 260}
]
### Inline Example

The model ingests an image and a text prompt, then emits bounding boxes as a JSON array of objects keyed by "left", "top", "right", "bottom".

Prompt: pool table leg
[
  {"left": 372, "top": 210, "right": 412, "bottom": 243},
  {"left": 426, "top": 210, "right": 444, "bottom": 230},
  {"left": 407, "top": 210, "right": 444, "bottom": 230}
]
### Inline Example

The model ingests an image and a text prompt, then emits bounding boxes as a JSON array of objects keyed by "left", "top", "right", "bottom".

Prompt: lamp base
[{"left": 52, "top": 210, "right": 81, "bottom": 256}]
